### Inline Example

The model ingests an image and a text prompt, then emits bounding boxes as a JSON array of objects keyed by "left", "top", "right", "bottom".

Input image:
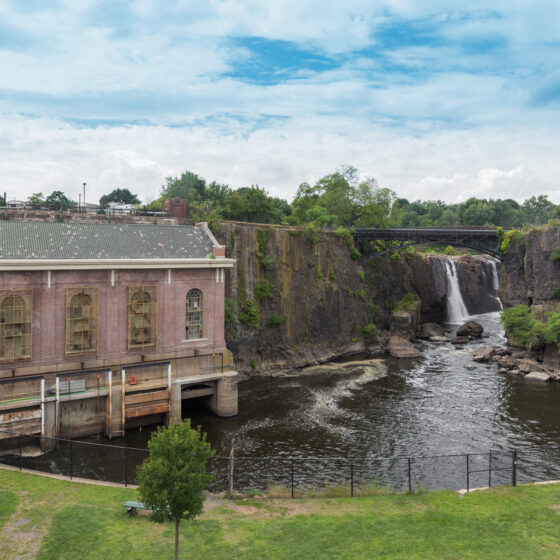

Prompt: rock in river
[
  {"left": 456, "top": 321, "right": 484, "bottom": 338},
  {"left": 389, "top": 336, "right": 421, "bottom": 358},
  {"left": 524, "top": 371, "right": 552, "bottom": 382},
  {"left": 473, "top": 347, "right": 495, "bottom": 363}
]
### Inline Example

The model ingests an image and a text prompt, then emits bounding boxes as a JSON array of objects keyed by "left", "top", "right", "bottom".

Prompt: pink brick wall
[{"left": 0, "top": 267, "right": 226, "bottom": 371}]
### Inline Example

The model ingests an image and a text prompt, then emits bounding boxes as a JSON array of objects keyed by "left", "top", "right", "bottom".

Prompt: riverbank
[{"left": 1, "top": 469, "right": 560, "bottom": 559}]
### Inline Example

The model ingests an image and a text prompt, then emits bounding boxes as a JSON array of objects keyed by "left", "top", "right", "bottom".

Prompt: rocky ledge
[{"left": 472, "top": 346, "right": 560, "bottom": 382}]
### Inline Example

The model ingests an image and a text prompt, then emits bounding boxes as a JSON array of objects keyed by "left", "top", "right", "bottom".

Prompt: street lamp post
[{"left": 83, "top": 182, "right": 86, "bottom": 211}]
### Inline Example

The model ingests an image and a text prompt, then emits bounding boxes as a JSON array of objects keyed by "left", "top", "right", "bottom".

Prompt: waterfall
[
  {"left": 489, "top": 259, "right": 503, "bottom": 310},
  {"left": 444, "top": 259, "right": 470, "bottom": 324}
]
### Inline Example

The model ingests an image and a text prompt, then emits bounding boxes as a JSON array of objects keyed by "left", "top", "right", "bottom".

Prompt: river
[
  {"left": 5, "top": 311, "right": 560, "bottom": 492},
  {"left": 104, "top": 310, "right": 560, "bottom": 492}
]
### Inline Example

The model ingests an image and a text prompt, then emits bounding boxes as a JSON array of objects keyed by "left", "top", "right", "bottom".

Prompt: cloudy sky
[{"left": 1, "top": 1, "right": 559, "bottom": 205}]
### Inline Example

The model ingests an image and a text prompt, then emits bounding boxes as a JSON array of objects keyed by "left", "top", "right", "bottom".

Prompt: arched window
[
  {"left": 65, "top": 288, "right": 98, "bottom": 354},
  {"left": 186, "top": 289, "right": 203, "bottom": 340},
  {"left": 128, "top": 286, "right": 157, "bottom": 349},
  {"left": 0, "top": 291, "right": 32, "bottom": 362}
]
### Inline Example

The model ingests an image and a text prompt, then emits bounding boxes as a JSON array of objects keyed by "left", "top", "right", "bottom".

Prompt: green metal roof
[{"left": 0, "top": 222, "right": 215, "bottom": 260}]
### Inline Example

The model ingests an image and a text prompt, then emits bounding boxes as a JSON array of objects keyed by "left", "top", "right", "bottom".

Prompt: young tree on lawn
[{"left": 137, "top": 420, "right": 215, "bottom": 560}]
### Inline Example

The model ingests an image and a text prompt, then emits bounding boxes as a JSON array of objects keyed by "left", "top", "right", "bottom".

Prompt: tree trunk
[{"left": 175, "top": 517, "right": 180, "bottom": 560}]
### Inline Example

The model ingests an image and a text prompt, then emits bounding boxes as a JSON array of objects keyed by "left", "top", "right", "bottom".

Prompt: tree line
[{"left": 18, "top": 166, "right": 560, "bottom": 228}]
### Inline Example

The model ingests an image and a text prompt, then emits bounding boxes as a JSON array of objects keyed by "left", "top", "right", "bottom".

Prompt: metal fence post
[
  {"left": 19, "top": 434, "right": 22, "bottom": 470},
  {"left": 69, "top": 440, "right": 73, "bottom": 480},
  {"left": 512, "top": 449, "right": 517, "bottom": 487},
  {"left": 124, "top": 448, "right": 128, "bottom": 487},
  {"left": 488, "top": 451, "right": 492, "bottom": 488},
  {"left": 291, "top": 459, "right": 295, "bottom": 498},
  {"left": 350, "top": 460, "right": 354, "bottom": 497},
  {"left": 408, "top": 458, "right": 412, "bottom": 494},
  {"left": 227, "top": 438, "right": 235, "bottom": 499},
  {"left": 466, "top": 454, "right": 470, "bottom": 493}
]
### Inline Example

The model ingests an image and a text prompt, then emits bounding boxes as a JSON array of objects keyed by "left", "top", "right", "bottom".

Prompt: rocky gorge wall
[
  {"left": 217, "top": 222, "right": 500, "bottom": 374},
  {"left": 500, "top": 226, "right": 560, "bottom": 308}
]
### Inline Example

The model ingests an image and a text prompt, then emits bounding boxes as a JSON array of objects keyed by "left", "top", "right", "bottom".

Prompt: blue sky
[{"left": 1, "top": 0, "right": 559, "bottom": 204}]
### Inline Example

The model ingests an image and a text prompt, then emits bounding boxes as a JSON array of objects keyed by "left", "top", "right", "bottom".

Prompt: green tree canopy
[
  {"left": 137, "top": 420, "right": 215, "bottom": 560},
  {"left": 45, "top": 190, "right": 76, "bottom": 210},
  {"left": 99, "top": 188, "right": 140, "bottom": 207},
  {"left": 28, "top": 192, "right": 44, "bottom": 209},
  {"left": 522, "top": 195, "right": 557, "bottom": 226},
  {"left": 291, "top": 166, "right": 401, "bottom": 228},
  {"left": 162, "top": 171, "right": 207, "bottom": 203}
]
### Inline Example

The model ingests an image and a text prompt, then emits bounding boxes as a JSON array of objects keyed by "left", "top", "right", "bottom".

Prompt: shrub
[
  {"left": 550, "top": 246, "right": 560, "bottom": 261},
  {"left": 265, "top": 313, "right": 287, "bottom": 328},
  {"left": 389, "top": 252, "right": 401, "bottom": 262},
  {"left": 256, "top": 229, "right": 271, "bottom": 257},
  {"left": 239, "top": 299, "right": 259, "bottom": 328},
  {"left": 360, "top": 323, "right": 379, "bottom": 343},
  {"left": 315, "top": 265, "right": 323, "bottom": 280},
  {"left": 254, "top": 279, "right": 274, "bottom": 301},
  {"left": 335, "top": 226, "right": 354, "bottom": 247},
  {"left": 304, "top": 224, "right": 319, "bottom": 244},
  {"left": 394, "top": 292, "right": 417, "bottom": 312},
  {"left": 499, "top": 229, "right": 525, "bottom": 254},
  {"left": 350, "top": 247, "right": 361, "bottom": 260},
  {"left": 328, "top": 267, "right": 336, "bottom": 282},
  {"left": 544, "top": 307, "right": 560, "bottom": 351},
  {"left": 444, "top": 245, "right": 459, "bottom": 256},
  {"left": 501, "top": 305, "right": 546, "bottom": 350},
  {"left": 553, "top": 287, "right": 560, "bottom": 300},
  {"left": 225, "top": 297, "right": 235, "bottom": 326}
]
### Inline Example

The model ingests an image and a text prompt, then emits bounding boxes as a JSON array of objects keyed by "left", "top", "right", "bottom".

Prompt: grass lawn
[{"left": 0, "top": 468, "right": 560, "bottom": 559}]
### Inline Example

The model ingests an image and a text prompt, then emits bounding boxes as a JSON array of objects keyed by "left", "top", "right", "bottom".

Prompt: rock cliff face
[
  {"left": 217, "top": 222, "right": 497, "bottom": 374},
  {"left": 501, "top": 226, "right": 560, "bottom": 308}
]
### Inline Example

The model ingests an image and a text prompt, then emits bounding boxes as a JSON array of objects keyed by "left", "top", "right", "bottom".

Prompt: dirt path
[{"left": 0, "top": 494, "right": 51, "bottom": 560}]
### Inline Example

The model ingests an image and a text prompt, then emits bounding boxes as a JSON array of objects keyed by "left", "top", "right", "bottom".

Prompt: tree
[
  {"left": 28, "top": 192, "right": 44, "bottom": 209},
  {"left": 522, "top": 195, "right": 557, "bottom": 226},
  {"left": 45, "top": 190, "right": 76, "bottom": 210},
  {"left": 138, "top": 420, "right": 215, "bottom": 560},
  {"left": 99, "top": 188, "right": 140, "bottom": 208},
  {"left": 161, "top": 171, "right": 207, "bottom": 203}
]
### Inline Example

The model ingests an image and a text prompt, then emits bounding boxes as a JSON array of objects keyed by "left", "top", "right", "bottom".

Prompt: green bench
[
  {"left": 123, "top": 500, "right": 148, "bottom": 517},
  {"left": 123, "top": 500, "right": 171, "bottom": 520}
]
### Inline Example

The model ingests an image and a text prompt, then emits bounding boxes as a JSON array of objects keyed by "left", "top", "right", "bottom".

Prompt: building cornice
[{"left": 0, "top": 258, "right": 235, "bottom": 271}]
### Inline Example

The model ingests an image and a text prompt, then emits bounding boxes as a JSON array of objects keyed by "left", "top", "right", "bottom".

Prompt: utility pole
[{"left": 83, "top": 182, "right": 86, "bottom": 208}]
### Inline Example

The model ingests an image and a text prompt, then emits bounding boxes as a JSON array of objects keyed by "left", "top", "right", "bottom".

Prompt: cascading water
[
  {"left": 444, "top": 258, "right": 470, "bottom": 324},
  {"left": 489, "top": 259, "right": 503, "bottom": 310}
]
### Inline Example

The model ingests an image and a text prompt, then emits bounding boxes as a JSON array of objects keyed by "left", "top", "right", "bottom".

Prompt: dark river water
[{"left": 5, "top": 311, "right": 560, "bottom": 492}]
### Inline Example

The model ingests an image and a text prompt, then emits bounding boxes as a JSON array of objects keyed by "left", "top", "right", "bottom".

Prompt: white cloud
[{"left": 0, "top": 0, "right": 559, "bottom": 206}]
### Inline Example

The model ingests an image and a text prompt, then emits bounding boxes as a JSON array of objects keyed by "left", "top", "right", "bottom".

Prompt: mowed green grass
[{"left": 1, "top": 469, "right": 560, "bottom": 559}]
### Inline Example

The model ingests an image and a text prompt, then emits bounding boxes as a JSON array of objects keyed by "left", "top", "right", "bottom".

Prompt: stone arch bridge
[{"left": 354, "top": 227, "right": 503, "bottom": 260}]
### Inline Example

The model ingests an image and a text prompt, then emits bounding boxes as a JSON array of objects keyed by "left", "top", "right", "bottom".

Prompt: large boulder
[
  {"left": 524, "top": 371, "right": 552, "bottom": 382},
  {"left": 388, "top": 336, "right": 421, "bottom": 358},
  {"left": 451, "top": 336, "right": 471, "bottom": 345},
  {"left": 456, "top": 321, "right": 484, "bottom": 338},
  {"left": 473, "top": 347, "right": 495, "bottom": 363},
  {"left": 420, "top": 322, "right": 447, "bottom": 339},
  {"left": 390, "top": 311, "right": 415, "bottom": 339}
]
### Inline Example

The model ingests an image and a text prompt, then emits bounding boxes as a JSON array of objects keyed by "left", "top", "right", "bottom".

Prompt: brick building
[{"left": 0, "top": 221, "right": 237, "bottom": 444}]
